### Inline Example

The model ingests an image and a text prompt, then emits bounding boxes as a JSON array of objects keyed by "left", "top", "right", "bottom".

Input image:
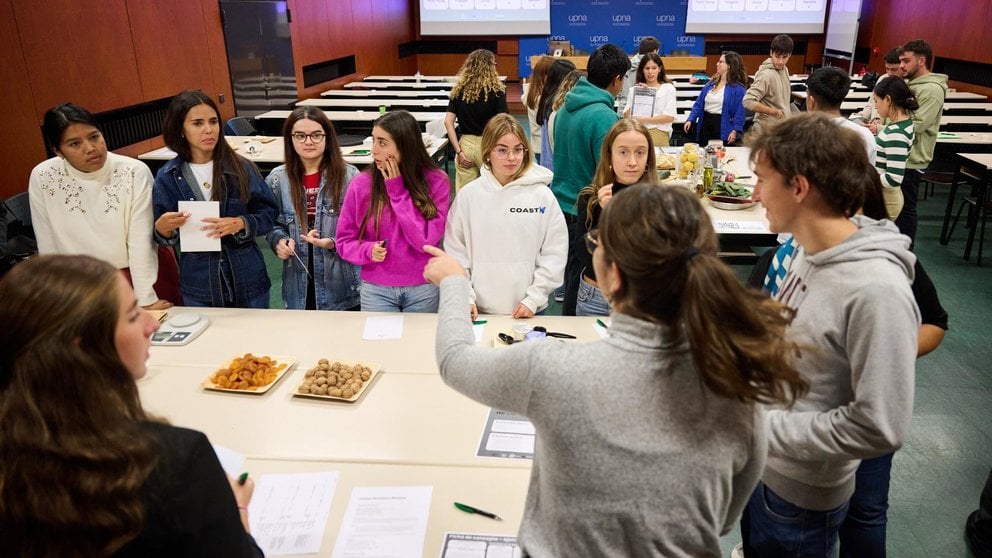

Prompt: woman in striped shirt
[{"left": 872, "top": 77, "right": 919, "bottom": 220}]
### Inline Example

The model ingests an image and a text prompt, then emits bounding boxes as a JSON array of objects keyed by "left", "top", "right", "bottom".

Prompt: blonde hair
[
  {"left": 551, "top": 70, "right": 584, "bottom": 112},
  {"left": 451, "top": 49, "right": 505, "bottom": 103},
  {"left": 480, "top": 114, "right": 532, "bottom": 183},
  {"left": 580, "top": 118, "right": 659, "bottom": 226}
]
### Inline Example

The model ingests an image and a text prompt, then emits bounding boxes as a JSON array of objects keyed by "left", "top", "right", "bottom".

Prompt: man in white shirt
[{"left": 806, "top": 66, "right": 877, "bottom": 165}]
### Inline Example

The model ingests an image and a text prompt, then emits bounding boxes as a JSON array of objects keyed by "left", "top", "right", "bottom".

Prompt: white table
[
  {"left": 297, "top": 98, "right": 450, "bottom": 110},
  {"left": 321, "top": 89, "right": 450, "bottom": 98},
  {"left": 239, "top": 457, "right": 529, "bottom": 557},
  {"left": 365, "top": 74, "right": 506, "bottom": 82},
  {"left": 137, "top": 135, "right": 448, "bottom": 168},
  {"left": 255, "top": 109, "right": 445, "bottom": 124},
  {"left": 841, "top": 101, "right": 992, "bottom": 113},
  {"left": 347, "top": 81, "right": 453, "bottom": 90},
  {"left": 796, "top": 90, "right": 987, "bottom": 102}
]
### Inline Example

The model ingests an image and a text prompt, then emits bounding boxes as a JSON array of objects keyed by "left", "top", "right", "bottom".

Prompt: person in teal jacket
[{"left": 550, "top": 43, "right": 630, "bottom": 315}]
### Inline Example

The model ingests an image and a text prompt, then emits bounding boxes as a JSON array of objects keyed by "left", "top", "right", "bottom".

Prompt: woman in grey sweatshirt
[{"left": 425, "top": 185, "right": 807, "bottom": 557}]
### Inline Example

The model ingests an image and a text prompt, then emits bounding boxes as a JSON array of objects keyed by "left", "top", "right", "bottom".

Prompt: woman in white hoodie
[{"left": 444, "top": 114, "right": 567, "bottom": 320}]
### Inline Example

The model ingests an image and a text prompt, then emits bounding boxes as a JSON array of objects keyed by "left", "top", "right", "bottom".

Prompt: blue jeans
[
  {"left": 183, "top": 291, "right": 270, "bottom": 309},
  {"left": 741, "top": 482, "right": 849, "bottom": 558},
  {"left": 575, "top": 276, "right": 609, "bottom": 317},
  {"left": 839, "top": 453, "right": 894, "bottom": 558},
  {"left": 360, "top": 281, "right": 438, "bottom": 313}
]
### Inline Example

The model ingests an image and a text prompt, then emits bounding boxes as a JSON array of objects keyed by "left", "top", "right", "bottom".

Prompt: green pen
[
  {"left": 473, "top": 320, "right": 488, "bottom": 325},
  {"left": 596, "top": 319, "right": 609, "bottom": 329},
  {"left": 454, "top": 501, "right": 502, "bottom": 521},
  {"left": 237, "top": 472, "right": 249, "bottom": 486}
]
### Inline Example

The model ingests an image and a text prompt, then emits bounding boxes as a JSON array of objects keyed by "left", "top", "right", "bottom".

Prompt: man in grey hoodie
[
  {"left": 896, "top": 39, "right": 948, "bottom": 245},
  {"left": 738, "top": 113, "right": 920, "bottom": 558},
  {"left": 743, "top": 34, "right": 794, "bottom": 129}
]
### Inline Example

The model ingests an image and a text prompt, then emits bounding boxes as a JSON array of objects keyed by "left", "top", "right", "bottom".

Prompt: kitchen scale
[{"left": 151, "top": 313, "right": 210, "bottom": 346}]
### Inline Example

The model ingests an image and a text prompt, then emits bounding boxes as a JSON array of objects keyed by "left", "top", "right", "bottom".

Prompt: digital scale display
[{"left": 151, "top": 313, "right": 209, "bottom": 346}]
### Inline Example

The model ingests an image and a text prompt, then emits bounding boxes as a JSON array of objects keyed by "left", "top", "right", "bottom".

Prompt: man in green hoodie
[
  {"left": 896, "top": 39, "right": 947, "bottom": 245},
  {"left": 551, "top": 43, "right": 630, "bottom": 315}
]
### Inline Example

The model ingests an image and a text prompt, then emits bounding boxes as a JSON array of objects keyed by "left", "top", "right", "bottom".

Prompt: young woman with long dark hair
[
  {"left": 336, "top": 110, "right": 450, "bottom": 312},
  {"left": 266, "top": 106, "right": 361, "bottom": 310},
  {"left": 152, "top": 90, "right": 278, "bottom": 308}
]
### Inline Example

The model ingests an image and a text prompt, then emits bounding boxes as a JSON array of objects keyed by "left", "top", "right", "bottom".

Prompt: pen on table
[
  {"left": 473, "top": 320, "right": 488, "bottom": 325},
  {"left": 237, "top": 472, "right": 249, "bottom": 486},
  {"left": 596, "top": 319, "right": 609, "bottom": 329},
  {"left": 454, "top": 502, "right": 502, "bottom": 521}
]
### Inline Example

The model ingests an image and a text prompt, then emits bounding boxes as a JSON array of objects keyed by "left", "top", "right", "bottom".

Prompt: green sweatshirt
[
  {"left": 550, "top": 77, "right": 619, "bottom": 216},
  {"left": 906, "top": 72, "right": 948, "bottom": 169}
]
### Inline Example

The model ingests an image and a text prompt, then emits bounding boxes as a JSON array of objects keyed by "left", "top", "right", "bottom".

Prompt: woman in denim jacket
[
  {"left": 152, "top": 91, "right": 277, "bottom": 308},
  {"left": 265, "top": 107, "right": 361, "bottom": 310}
]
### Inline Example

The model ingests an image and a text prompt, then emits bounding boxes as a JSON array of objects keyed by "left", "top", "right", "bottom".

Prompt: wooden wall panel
[
  {"left": 127, "top": 0, "right": 217, "bottom": 100},
  {"left": 288, "top": 0, "right": 331, "bottom": 65},
  {"left": 861, "top": 0, "right": 992, "bottom": 73},
  {"left": 0, "top": 0, "right": 46, "bottom": 199},
  {"left": 13, "top": 0, "right": 143, "bottom": 116},
  {"left": 200, "top": 0, "right": 236, "bottom": 123}
]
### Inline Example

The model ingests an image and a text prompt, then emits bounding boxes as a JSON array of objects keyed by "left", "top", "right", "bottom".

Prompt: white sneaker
[{"left": 730, "top": 542, "right": 744, "bottom": 558}]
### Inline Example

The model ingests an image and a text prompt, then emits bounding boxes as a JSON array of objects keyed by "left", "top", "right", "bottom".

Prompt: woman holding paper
[
  {"left": 28, "top": 103, "right": 177, "bottom": 309},
  {"left": 684, "top": 51, "right": 748, "bottom": 146},
  {"left": 426, "top": 184, "right": 806, "bottom": 556},
  {"left": 152, "top": 90, "right": 278, "bottom": 308},
  {"left": 265, "top": 106, "right": 361, "bottom": 310},
  {"left": 336, "top": 110, "right": 450, "bottom": 312},
  {"left": 0, "top": 254, "right": 262, "bottom": 557},
  {"left": 622, "top": 53, "right": 678, "bottom": 147}
]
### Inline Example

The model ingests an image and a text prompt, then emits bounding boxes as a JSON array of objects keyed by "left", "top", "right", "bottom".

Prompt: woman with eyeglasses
[
  {"left": 265, "top": 107, "right": 360, "bottom": 310},
  {"left": 443, "top": 114, "right": 566, "bottom": 320},
  {"left": 424, "top": 184, "right": 807, "bottom": 556},
  {"left": 0, "top": 255, "right": 262, "bottom": 557},
  {"left": 336, "top": 110, "right": 450, "bottom": 313},
  {"left": 152, "top": 90, "right": 278, "bottom": 308},
  {"left": 445, "top": 49, "right": 509, "bottom": 190},
  {"left": 574, "top": 118, "right": 659, "bottom": 317}
]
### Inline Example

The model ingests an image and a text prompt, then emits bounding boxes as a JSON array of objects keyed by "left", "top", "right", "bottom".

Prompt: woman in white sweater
[
  {"left": 425, "top": 184, "right": 807, "bottom": 557},
  {"left": 29, "top": 103, "right": 172, "bottom": 309},
  {"left": 443, "top": 114, "right": 566, "bottom": 320}
]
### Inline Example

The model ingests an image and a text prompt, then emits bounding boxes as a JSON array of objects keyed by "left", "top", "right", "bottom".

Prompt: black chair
[
  {"left": 4, "top": 192, "right": 31, "bottom": 228},
  {"left": 224, "top": 116, "right": 257, "bottom": 136},
  {"left": 921, "top": 170, "right": 955, "bottom": 201},
  {"left": 942, "top": 167, "right": 991, "bottom": 265}
]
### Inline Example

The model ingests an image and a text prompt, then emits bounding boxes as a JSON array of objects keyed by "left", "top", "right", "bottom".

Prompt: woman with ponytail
[
  {"left": 872, "top": 76, "right": 920, "bottom": 219},
  {"left": 424, "top": 184, "right": 807, "bottom": 556}
]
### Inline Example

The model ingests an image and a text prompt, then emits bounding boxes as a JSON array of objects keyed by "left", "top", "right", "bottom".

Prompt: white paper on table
[
  {"left": 630, "top": 86, "right": 656, "bottom": 118},
  {"left": 248, "top": 471, "right": 340, "bottom": 556},
  {"left": 362, "top": 315, "right": 404, "bottom": 339},
  {"left": 211, "top": 444, "right": 246, "bottom": 478},
  {"left": 491, "top": 419, "right": 535, "bottom": 436},
  {"left": 331, "top": 485, "right": 433, "bottom": 558},
  {"left": 177, "top": 200, "right": 221, "bottom": 252},
  {"left": 439, "top": 532, "right": 520, "bottom": 558},
  {"left": 473, "top": 323, "right": 485, "bottom": 343},
  {"left": 711, "top": 220, "right": 767, "bottom": 233},
  {"left": 485, "top": 432, "right": 536, "bottom": 453}
]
